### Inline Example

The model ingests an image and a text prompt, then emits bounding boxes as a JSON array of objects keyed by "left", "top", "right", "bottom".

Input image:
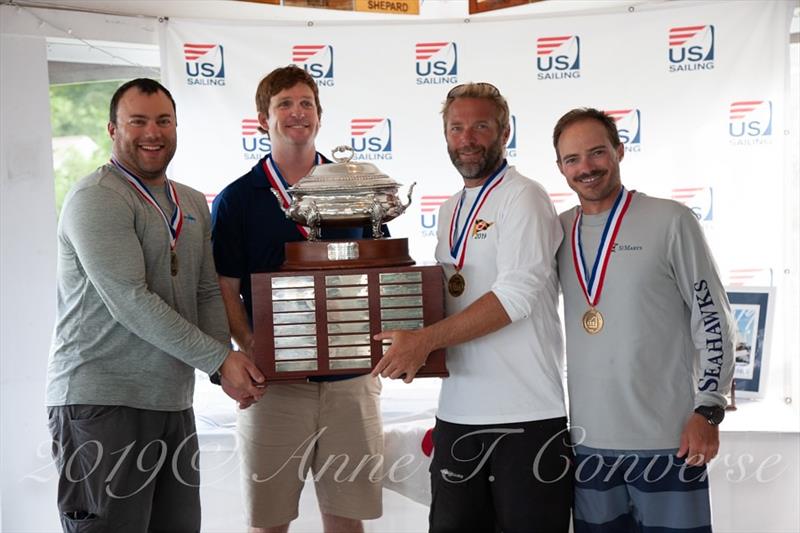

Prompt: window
[{"left": 47, "top": 37, "right": 159, "bottom": 214}]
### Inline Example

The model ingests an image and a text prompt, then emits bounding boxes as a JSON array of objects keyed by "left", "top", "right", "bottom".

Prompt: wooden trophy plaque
[{"left": 251, "top": 238, "right": 448, "bottom": 382}]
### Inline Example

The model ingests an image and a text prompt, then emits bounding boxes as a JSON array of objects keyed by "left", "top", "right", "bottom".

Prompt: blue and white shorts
[{"left": 573, "top": 445, "right": 712, "bottom": 533}]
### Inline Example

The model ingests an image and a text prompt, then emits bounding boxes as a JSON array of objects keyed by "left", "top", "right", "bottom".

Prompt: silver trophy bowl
[{"left": 273, "top": 145, "right": 416, "bottom": 240}]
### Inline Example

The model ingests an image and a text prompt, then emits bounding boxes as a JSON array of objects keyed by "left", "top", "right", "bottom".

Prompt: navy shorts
[{"left": 47, "top": 405, "right": 201, "bottom": 533}]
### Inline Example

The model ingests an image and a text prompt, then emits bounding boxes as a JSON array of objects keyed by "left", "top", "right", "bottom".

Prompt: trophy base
[{"left": 283, "top": 238, "right": 414, "bottom": 270}]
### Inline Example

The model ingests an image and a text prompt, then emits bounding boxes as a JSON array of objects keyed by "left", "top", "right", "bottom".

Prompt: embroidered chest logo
[
  {"left": 472, "top": 219, "right": 494, "bottom": 239},
  {"left": 611, "top": 242, "right": 642, "bottom": 252}
]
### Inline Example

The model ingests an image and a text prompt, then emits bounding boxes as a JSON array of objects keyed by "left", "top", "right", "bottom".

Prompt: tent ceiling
[{"left": 9, "top": 0, "right": 645, "bottom": 22}]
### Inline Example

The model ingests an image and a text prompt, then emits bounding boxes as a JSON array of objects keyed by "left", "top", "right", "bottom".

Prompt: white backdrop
[
  {"left": 160, "top": 0, "right": 795, "bottom": 397},
  {"left": 161, "top": 0, "right": 791, "bottom": 271}
]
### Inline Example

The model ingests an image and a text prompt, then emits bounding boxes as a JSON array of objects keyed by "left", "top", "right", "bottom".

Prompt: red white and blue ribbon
[
  {"left": 263, "top": 152, "right": 327, "bottom": 239},
  {"left": 571, "top": 187, "right": 633, "bottom": 307},
  {"left": 448, "top": 160, "right": 509, "bottom": 270},
  {"left": 111, "top": 158, "right": 183, "bottom": 251}
]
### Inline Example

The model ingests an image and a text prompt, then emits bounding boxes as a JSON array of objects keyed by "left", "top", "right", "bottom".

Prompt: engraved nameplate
[
  {"left": 379, "top": 272, "right": 422, "bottom": 284},
  {"left": 380, "top": 296, "right": 424, "bottom": 308},
  {"left": 379, "top": 284, "right": 422, "bottom": 296},
  {"left": 271, "top": 276, "right": 315, "bottom": 289},
  {"left": 327, "top": 242, "right": 359, "bottom": 261},
  {"left": 327, "top": 310, "right": 371, "bottom": 322},
  {"left": 329, "top": 346, "right": 372, "bottom": 358},
  {"left": 326, "top": 274, "right": 368, "bottom": 286},
  {"left": 328, "top": 334, "right": 371, "bottom": 346},
  {"left": 381, "top": 320, "right": 424, "bottom": 331},
  {"left": 327, "top": 298, "right": 369, "bottom": 310},
  {"left": 328, "top": 322, "right": 370, "bottom": 334},
  {"left": 272, "top": 312, "right": 316, "bottom": 324},
  {"left": 274, "top": 324, "right": 317, "bottom": 336},
  {"left": 273, "top": 336, "right": 317, "bottom": 348},
  {"left": 276, "top": 360, "right": 318, "bottom": 372},
  {"left": 273, "top": 300, "right": 316, "bottom": 312},
  {"left": 330, "top": 358, "right": 372, "bottom": 370},
  {"left": 381, "top": 308, "right": 424, "bottom": 320},
  {"left": 326, "top": 286, "right": 369, "bottom": 299},
  {"left": 275, "top": 348, "right": 318, "bottom": 360},
  {"left": 272, "top": 288, "right": 316, "bottom": 300}
]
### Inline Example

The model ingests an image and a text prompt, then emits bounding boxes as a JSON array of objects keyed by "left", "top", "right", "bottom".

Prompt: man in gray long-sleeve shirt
[
  {"left": 553, "top": 108, "right": 735, "bottom": 533},
  {"left": 46, "top": 78, "right": 266, "bottom": 533}
]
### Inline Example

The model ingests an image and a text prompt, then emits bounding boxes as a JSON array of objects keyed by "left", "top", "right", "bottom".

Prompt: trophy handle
[
  {"left": 271, "top": 189, "right": 291, "bottom": 218},
  {"left": 400, "top": 182, "right": 417, "bottom": 211},
  {"left": 370, "top": 198, "right": 386, "bottom": 239},
  {"left": 303, "top": 200, "right": 322, "bottom": 241},
  {"left": 331, "top": 145, "right": 355, "bottom": 164}
]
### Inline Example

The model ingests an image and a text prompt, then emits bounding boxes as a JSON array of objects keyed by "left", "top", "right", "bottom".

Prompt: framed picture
[{"left": 726, "top": 287, "right": 775, "bottom": 398}]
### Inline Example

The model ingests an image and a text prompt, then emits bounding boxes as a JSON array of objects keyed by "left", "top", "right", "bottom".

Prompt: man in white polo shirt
[{"left": 373, "top": 82, "right": 571, "bottom": 532}]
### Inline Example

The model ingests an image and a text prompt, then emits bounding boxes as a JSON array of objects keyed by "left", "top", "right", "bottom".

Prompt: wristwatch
[
  {"left": 694, "top": 405, "right": 725, "bottom": 425},
  {"left": 209, "top": 371, "right": 222, "bottom": 386}
]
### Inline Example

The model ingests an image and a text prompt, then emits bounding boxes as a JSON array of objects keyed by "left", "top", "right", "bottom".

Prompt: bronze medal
[
  {"left": 448, "top": 272, "right": 465, "bottom": 297},
  {"left": 582, "top": 308, "right": 603, "bottom": 334},
  {"left": 170, "top": 250, "right": 178, "bottom": 276}
]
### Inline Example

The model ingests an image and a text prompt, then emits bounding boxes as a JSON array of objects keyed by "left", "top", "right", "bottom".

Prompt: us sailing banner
[{"left": 160, "top": 1, "right": 791, "bottom": 280}]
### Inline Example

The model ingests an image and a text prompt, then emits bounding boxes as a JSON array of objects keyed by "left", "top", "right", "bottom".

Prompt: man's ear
[
  {"left": 257, "top": 112, "right": 269, "bottom": 135},
  {"left": 501, "top": 124, "right": 511, "bottom": 146},
  {"left": 107, "top": 121, "right": 116, "bottom": 140}
]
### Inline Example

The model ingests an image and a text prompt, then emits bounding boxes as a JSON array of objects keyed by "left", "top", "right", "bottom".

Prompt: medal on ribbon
[
  {"left": 111, "top": 159, "right": 183, "bottom": 276},
  {"left": 263, "top": 152, "right": 327, "bottom": 239},
  {"left": 571, "top": 187, "right": 633, "bottom": 334},
  {"left": 447, "top": 160, "right": 509, "bottom": 297}
]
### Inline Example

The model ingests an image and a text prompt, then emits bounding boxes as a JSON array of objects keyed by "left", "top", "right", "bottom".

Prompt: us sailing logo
[
  {"left": 506, "top": 115, "right": 517, "bottom": 158},
  {"left": 415, "top": 42, "right": 458, "bottom": 85},
  {"left": 671, "top": 187, "right": 713, "bottom": 221},
  {"left": 727, "top": 268, "right": 771, "bottom": 287},
  {"left": 420, "top": 195, "right": 450, "bottom": 237},
  {"left": 184, "top": 43, "right": 225, "bottom": 86},
  {"left": 549, "top": 192, "right": 576, "bottom": 209},
  {"left": 536, "top": 35, "right": 580, "bottom": 80},
  {"left": 729, "top": 100, "right": 772, "bottom": 145},
  {"left": 350, "top": 118, "right": 392, "bottom": 161},
  {"left": 241, "top": 118, "right": 271, "bottom": 160},
  {"left": 605, "top": 109, "right": 641, "bottom": 152},
  {"left": 292, "top": 45, "right": 334, "bottom": 87},
  {"left": 668, "top": 25, "right": 714, "bottom": 72}
]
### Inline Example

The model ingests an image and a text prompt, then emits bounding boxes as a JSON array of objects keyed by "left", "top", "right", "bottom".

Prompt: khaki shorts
[{"left": 237, "top": 374, "right": 383, "bottom": 527}]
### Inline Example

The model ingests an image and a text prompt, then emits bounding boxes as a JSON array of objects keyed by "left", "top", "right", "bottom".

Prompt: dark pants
[
  {"left": 47, "top": 405, "right": 201, "bottom": 533},
  {"left": 429, "top": 417, "right": 573, "bottom": 533}
]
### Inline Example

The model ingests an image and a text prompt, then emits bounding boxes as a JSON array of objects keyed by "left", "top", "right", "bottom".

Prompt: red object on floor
[{"left": 421, "top": 427, "right": 434, "bottom": 457}]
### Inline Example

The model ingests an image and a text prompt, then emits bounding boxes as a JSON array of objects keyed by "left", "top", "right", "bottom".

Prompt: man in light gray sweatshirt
[
  {"left": 46, "top": 78, "right": 266, "bottom": 533},
  {"left": 554, "top": 107, "right": 735, "bottom": 533}
]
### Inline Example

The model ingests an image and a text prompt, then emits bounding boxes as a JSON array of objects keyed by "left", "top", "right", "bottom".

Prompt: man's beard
[{"left": 449, "top": 137, "right": 504, "bottom": 181}]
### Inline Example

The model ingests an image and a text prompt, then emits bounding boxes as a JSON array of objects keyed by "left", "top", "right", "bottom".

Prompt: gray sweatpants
[{"left": 47, "top": 405, "right": 201, "bottom": 533}]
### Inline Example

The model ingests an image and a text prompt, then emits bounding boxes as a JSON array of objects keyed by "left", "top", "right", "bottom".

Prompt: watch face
[{"left": 696, "top": 405, "right": 725, "bottom": 425}]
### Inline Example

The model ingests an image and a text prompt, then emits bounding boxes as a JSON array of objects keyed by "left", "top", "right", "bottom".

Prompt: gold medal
[
  {"left": 582, "top": 308, "right": 603, "bottom": 334},
  {"left": 448, "top": 272, "right": 465, "bottom": 297},
  {"left": 170, "top": 250, "right": 178, "bottom": 276}
]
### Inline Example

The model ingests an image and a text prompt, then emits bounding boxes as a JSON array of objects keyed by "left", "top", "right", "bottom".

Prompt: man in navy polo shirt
[{"left": 211, "top": 65, "right": 383, "bottom": 533}]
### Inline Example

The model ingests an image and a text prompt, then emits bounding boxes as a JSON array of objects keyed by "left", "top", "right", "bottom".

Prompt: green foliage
[
  {"left": 52, "top": 146, "right": 109, "bottom": 214},
  {"left": 50, "top": 80, "right": 122, "bottom": 214}
]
